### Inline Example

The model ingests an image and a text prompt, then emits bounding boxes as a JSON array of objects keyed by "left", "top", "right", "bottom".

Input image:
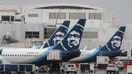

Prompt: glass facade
[
  {"left": 49, "top": 13, "right": 66, "bottom": 19},
  {"left": 89, "top": 13, "right": 101, "bottom": 20}
]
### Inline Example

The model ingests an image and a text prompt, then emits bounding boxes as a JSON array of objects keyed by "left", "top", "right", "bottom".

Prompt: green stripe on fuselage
[{"left": 23, "top": 50, "right": 48, "bottom": 64}]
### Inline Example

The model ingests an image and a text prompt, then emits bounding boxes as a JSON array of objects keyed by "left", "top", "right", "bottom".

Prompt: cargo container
[
  {"left": 47, "top": 50, "right": 62, "bottom": 61},
  {"left": 19, "top": 64, "right": 36, "bottom": 72},
  {"left": 11, "top": 65, "right": 18, "bottom": 71},
  {"left": 127, "top": 66, "right": 132, "bottom": 74},
  {"left": 5, "top": 64, "right": 11, "bottom": 71},
  {"left": 97, "top": 56, "right": 110, "bottom": 64},
  {"left": 0, "top": 64, "right": 4, "bottom": 72},
  {"left": 97, "top": 56, "right": 109, "bottom": 69}
]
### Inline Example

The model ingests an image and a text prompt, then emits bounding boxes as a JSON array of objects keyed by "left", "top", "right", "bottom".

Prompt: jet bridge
[{"left": 2, "top": 35, "right": 18, "bottom": 44}]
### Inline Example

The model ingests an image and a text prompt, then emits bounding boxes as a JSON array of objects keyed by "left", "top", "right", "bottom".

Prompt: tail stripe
[
  {"left": 60, "top": 42, "right": 67, "bottom": 51},
  {"left": 61, "top": 25, "right": 68, "bottom": 29},
  {"left": 118, "top": 30, "right": 125, "bottom": 34},
  {"left": 76, "top": 24, "right": 84, "bottom": 29},
  {"left": 106, "top": 44, "right": 111, "bottom": 51}
]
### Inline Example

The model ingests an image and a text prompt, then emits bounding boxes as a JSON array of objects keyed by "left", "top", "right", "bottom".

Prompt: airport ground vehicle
[
  {"left": 36, "top": 65, "right": 48, "bottom": 73},
  {"left": 65, "top": 64, "right": 77, "bottom": 74},
  {"left": 127, "top": 65, "right": 132, "bottom": 74},
  {"left": 80, "top": 63, "right": 90, "bottom": 73},
  {"left": 97, "top": 56, "right": 109, "bottom": 69},
  {"left": 115, "top": 61, "right": 124, "bottom": 70},
  {"left": 48, "top": 61, "right": 60, "bottom": 73},
  {"left": 106, "top": 64, "right": 119, "bottom": 74},
  {"left": 61, "top": 62, "right": 67, "bottom": 72}
]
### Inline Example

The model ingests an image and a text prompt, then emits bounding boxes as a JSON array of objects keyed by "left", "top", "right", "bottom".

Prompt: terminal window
[
  {"left": 25, "top": 31, "right": 39, "bottom": 38},
  {"left": 89, "top": 13, "right": 101, "bottom": 20},
  {"left": 49, "top": 13, "right": 66, "bottom": 19},
  {"left": 69, "top": 13, "right": 86, "bottom": 19},
  {"left": 1, "top": 16, "right": 14, "bottom": 21},
  {"left": 28, "top": 14, "right": 38, "bottom": 17},
  {"left": 83, "top": 31, "right": 98, "bottom": 38},
  {"left": 44, "top": 27, "right": 56, "bottom": 39}
]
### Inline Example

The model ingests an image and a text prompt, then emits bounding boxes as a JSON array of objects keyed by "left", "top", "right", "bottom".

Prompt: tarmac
[{"left": 36, "top": 68, "right": 127, "bottom": 74}]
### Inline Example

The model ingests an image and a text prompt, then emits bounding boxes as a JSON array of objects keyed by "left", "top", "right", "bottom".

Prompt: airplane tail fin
[
  {"left": 53, "top": 19, "right": 86, "bottom": 52},
  {"left": 101, "top": 26, "right": 126, "bottom": 52},
  {"left": 42, "top": 21, "right": 70, "bottom": 48}
]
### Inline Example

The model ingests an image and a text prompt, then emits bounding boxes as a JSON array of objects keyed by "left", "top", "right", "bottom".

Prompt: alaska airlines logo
[
  {"left": 111, "top": 35, "right": 121, "bottom": 49},
  {"left": 67, "top": 31, "right": 81, "bottom": 48},
  {"left": 53, "top": 31, "right": 65, "bottom": 45}
]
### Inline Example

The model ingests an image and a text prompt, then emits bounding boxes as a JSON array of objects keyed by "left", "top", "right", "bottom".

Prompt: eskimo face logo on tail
[
  {"left": 53, "top": 31, "right": 65, "bottom": 45},
  {"left": 67, "top": 31, "right": 80, "bottom": 48},
  {"left": 111, "top": 35, "right": 121, "bottom": 49}
]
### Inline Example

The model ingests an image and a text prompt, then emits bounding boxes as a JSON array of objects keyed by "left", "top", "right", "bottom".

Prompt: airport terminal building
[{"left": 0, "top": 3, "right": 131, "bottom": 54}]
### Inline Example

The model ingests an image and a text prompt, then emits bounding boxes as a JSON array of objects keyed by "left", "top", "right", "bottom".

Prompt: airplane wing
[
  {"left": 65, "top": 49, "right": 81, "bottom": 56},
  {"left": 63, "top": 49, "right": 81, "bottom": 61},
  {"left": 106, "top": 50, "right": 127, "bottom": 59}
]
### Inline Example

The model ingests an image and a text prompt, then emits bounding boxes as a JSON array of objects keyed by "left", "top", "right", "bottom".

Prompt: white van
[
  {"left": 106, "top": 64, "right": 119, "bottom": 74},
  {"left": 62, "top": 63, "right": 77, "bottom": 74}
]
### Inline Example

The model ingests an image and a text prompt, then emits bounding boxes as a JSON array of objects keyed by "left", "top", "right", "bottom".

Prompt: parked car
[
  {"left": 106, "top": 64, "right": 119, "bottom": 74},
  {"left": 65, "top": 64, "right": 77, "bottom": 74}
]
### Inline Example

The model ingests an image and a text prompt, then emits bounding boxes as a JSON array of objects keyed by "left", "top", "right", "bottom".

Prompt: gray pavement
[{"left": 36, "top": 68, "right": 127, "bottom": 74}]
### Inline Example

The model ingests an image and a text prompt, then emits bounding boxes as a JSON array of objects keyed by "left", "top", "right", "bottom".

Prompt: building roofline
[
  {"left": 0, "top": 3, "right": 104, "bottom": 11},
  {"left": 34, "top": 3, "right": 103, "bottom": 10}
]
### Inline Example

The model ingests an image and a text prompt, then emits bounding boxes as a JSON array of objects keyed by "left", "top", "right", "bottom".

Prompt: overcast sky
[{"left": 0, "top": 0, "right": 131, "bottom": 24}]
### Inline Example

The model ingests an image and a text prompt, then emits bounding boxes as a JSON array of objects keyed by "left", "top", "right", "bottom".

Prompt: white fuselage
[
  {"left": 0, "top": 47, "right": 98, "bottom": 64},
  {"left": 0, "top": 47, "right": 49, "bottom": 64}
]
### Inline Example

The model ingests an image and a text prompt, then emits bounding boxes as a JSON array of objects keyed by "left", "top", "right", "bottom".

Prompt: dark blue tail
[
  {"left": 101, "top": 26, "right": 126, "bottom": 53},
  {"left": 53, "top": 19, "right": 86, "bottom": 52},
  {"left": 42, "top": 21, "right": 70, "bottom": 48}
]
